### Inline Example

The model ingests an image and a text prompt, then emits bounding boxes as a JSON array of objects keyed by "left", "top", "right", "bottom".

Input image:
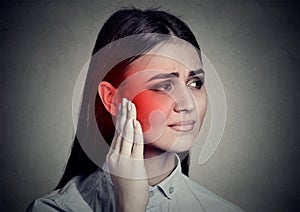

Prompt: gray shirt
[{"left": 27, "top": 156, "right": 243, "bottom": 212}]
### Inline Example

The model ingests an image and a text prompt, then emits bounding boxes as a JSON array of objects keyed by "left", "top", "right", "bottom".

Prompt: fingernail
[
  {"left": 122, "top": 98, "right": 126, "bottom": 105},
  {"left": 118, "top": 103, "right": 121, "bottom": 112}
]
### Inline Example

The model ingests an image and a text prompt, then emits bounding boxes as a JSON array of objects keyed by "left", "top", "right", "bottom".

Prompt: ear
[{"left": 98, "top": 81, "right": 118, "bottom": 116}]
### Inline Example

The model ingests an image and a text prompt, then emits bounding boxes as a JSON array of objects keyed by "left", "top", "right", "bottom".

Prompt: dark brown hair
[{"left": 56, "top": 7, "right": 201, "bottom": 189}]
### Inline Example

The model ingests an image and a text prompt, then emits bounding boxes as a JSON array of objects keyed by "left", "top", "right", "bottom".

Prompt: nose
[{"left": 173, "top": 86, "right": 196, "bottom": 113}]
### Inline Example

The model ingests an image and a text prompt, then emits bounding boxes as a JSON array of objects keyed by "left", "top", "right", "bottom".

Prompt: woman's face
[{"left": 113, "top": 41, "right": 207, "bottom": 154}]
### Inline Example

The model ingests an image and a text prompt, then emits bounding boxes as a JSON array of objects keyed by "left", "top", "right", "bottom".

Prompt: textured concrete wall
[{"left": 1, "top": 0, "right": 299, "bottom": 211}]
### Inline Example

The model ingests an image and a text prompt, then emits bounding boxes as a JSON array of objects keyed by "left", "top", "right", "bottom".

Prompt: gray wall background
[{"left": 1, "top": 0, "right": 299, "bottom": 211}]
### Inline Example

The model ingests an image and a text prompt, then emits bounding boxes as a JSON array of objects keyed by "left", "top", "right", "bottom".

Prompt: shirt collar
[
  {"left": 101, "top": 154, "right": 183, "bottom": 200},
  {"left": 153, "top": 154, "right": 182, "bottom": 200}
]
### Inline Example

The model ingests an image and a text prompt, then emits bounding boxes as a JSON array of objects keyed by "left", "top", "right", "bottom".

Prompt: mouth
[{"left": 168, "top": 120, "right": 196, "bottom": 132}]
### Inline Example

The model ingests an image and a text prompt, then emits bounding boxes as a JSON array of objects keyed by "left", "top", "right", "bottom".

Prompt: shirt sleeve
[{"left": 26, "top": 198, "right": 65, "bottom": 212}]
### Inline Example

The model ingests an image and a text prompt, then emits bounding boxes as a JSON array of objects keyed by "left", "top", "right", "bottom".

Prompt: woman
[{"left": 27, "top": 8, "right": 243, "bottom": 212}]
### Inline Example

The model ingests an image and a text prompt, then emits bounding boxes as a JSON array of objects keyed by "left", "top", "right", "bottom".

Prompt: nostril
[
  {"left": 173, "top": 96, "right": 196, "bottom": 113},
  {"left": 174, "top": 103, "right": 194, "bottom": 113},
  {"left": 171, "top": 83, "right": 196, "bottom": 112}
]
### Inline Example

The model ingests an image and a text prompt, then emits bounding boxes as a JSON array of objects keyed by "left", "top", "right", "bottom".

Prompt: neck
[{"left": 144, "top": 145, "right": 176, "bottom": 186}]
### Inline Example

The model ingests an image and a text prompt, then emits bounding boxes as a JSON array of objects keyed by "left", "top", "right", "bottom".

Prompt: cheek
[
  {"left": 199, "top": 89, "right": 208, "bottom": 114},
  {"left": 195, "top": 90, "right": 208, "bottom": 126},
  {"left": 132, "top": 91, "right": 173, "bottom": 132}
]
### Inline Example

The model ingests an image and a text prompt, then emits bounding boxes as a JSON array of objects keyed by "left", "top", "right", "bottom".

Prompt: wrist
[{"left": 117, "top": 200, "right": 147, "bottom": 212}]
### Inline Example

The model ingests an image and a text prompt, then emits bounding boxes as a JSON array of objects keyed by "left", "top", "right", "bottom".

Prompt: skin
[
  {"left": 107, "top": 99, "right": 148, "bottom": 211},
  {"left": 98, "top": 40, "right": 207, "bottom": 211}
]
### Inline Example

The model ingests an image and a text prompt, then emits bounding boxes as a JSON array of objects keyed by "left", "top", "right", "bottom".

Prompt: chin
[
  {"left": 150, "top": 135, "right": 196, "bottom": 153},
  {"left": 168, "top": 141, "right": 195, "bottom": 153}
]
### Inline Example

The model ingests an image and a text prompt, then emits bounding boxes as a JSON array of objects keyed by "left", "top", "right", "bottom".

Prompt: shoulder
[
  {"left": 26, "top": 194, "right": 65, "bottom": 212},
  {"left": 26, "top": 169, "right": 115, "bottom": 212},
  {"left": 26, "top": 175, "right": 93, "bottom": 212},
  {"left": 181, "top": 174, "right": 244, "bottom": 212}
]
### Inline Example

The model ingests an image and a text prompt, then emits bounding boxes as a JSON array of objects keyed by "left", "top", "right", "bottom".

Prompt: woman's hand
[{"left": 107, "top": 98, "right": 149, "bottom": 212}]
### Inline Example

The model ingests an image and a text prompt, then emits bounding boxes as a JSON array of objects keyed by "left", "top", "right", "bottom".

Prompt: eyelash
[
  {"left": 150, "top": 81, "right": 173, "bottom": 93},
  {"left": 150, "top": 77, "right": 204, "bottom": 93},
  {"left": 187, "top": 77, "right": 203, "bottom": 90}
]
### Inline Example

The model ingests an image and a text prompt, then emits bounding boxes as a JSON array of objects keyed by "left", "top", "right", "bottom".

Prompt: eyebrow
[
  {"left": 147, "top": 72, "right": 179, "bottom": 82},
  {"left": 189, "top": 68, "right": 205, "bottom": 77},
  {"left": 147, "top": 68, "right": 205, "bottom": 82}
]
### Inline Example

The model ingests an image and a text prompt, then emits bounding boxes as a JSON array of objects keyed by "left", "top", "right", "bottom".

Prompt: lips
[{"left": 168, "top": 120, "right": 196, "bottom": 132}]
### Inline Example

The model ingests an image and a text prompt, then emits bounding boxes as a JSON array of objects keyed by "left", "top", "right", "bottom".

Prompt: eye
[
  {"left": 187, "top": 78, "right": 203, "bottom": 90},
  {"left": 150, "top": 81, "right": 173, "bottom": 93}
]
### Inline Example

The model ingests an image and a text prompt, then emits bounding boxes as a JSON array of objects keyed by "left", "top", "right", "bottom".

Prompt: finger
[
  {"left": 132, "top": 119, "right": 144, "bottom": 159},
  {"left": 122, "top": 100, "right": 137, "bottom": 139},
  {"left": 118, "top": 98, "right": 128, "bottom": 135},
  {"left": 128, "top": 100, "right": 137, "bottom": 120},
  {"left": 110, "top": 103, "right": 122, "bottom": 152},
  {"left": 120, "top": 100, "right": 134, "bottom": 156},
  {"left": 109, "top": 131, "right": 123, "bottom": 156},
  {"left": 112, "top": 99, "right": 126, "bottom": 154}
]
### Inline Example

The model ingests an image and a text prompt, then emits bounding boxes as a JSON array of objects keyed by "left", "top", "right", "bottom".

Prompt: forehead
[{"left": 125, "top": 41, "right": 202, "bottom": 76}]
